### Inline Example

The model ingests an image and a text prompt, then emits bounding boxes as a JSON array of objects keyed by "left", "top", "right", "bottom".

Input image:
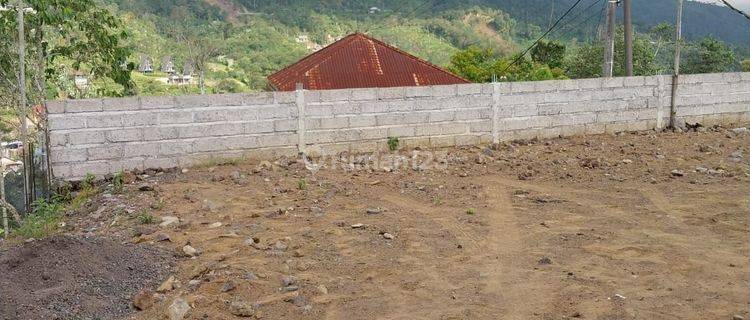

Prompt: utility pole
[
  {"left": 669, "top": 0, "right": 684, "bottom": 129},
  {"left": 624, "top": 0, "right": 634, "bottom": 76},
  {"left": 1, "top": 162, "right": 7, "bottom": 238},
  {"left": 602, "top": 0, "right": 617, "bottom": 77},
  {"left": 17, "top": 1, "right": 32, "bottom": 212}
]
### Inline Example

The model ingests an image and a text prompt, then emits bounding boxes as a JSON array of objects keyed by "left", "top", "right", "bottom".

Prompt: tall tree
[
  {"left": 565, "top": 27, "right": 658, "bottom": 78},
  {"left": 682, "top": 37, "right": 736, "bottom": 74},
  {"left": 531, "top": 40, "right": 565, "bottom": 69}
]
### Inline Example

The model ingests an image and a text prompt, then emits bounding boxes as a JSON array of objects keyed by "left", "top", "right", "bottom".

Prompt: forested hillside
[{"left": 51, "top": 0, "right": 750, "bottom": 96}]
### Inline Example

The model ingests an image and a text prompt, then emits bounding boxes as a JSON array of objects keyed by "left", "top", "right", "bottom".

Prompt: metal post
[
  {"left": 624, "top": 0, "right": 634, "bottom": 76},
  {"left": 17, "top": 1, "right": 32, "bottom": 212},
  {"left": 295, "top": 83, "right": 306, "bottom": 155},
  {"left": 669, "top": 0, "right": 684, "bottom": 129},
  {"left": 1, "top": 162, "right": 6, "bottom": 238},
  {"left": 602, "top": 0, "right": 617, "bottom": 77}
]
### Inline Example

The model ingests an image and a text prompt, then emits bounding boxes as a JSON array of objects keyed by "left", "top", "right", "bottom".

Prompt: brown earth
[
  {"left": 0, "top": 235, "right": 173, "bottom": 320},
  {"left": 5, "top": 125, "right": 750, "bottom": 320}
]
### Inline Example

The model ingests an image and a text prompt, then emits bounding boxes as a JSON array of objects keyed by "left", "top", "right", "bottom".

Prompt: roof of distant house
[{"left": 267, "top": 33, "right": 469, "bottom": 91}]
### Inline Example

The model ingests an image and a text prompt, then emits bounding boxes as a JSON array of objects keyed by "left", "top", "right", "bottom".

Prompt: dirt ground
[
  {"left": 6, "top": 125, "right": 750, "bottom": 320},
  {"left": 0, "top": 235, "right": 173, "bottom": 320}
]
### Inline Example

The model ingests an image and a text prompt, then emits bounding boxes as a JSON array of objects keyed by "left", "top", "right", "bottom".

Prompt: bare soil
[
  {"left": 0, "top": 235, "right": 173, "bottom": 320},
  {"left": 5, "top": 125, "right": 750, "bottom": 320}
]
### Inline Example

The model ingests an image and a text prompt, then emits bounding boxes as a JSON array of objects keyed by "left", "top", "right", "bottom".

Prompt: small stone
[
  {"left": 292, "top": 295, "right": 309, "bottom": 308},
  {"left": 282, "top": 285, "right": 299, "bottom": 292},
  {"left": 181, "top": 168, "right": 189, "bottom": 174},
  {"left": 366, "top": 208, "right": 382, "bottom": 215},
  {"left": 187, "top": 279, "right": 202, "bottom": 291},
  {"left": 139, "top": 184, "right": 154, "bottom": 192},
  {"left": 160, "top": 216, "right": 179, "bottom": 228},
  {"left": 732, "top": 315, "right": 745, "bottom": 320},
  {"left": 202, "top": 199, "right": 218, "bottom": 212},
  {"left": 281, "top": 275, "right": 297, "bottom": 287},
  {"left": 132, "top": 289, "right": 154, "bottom": 310},
  {"left": 182, "top": 245, "right": 198, "bottom": 257},
  {"left": 157, "top": 276, "right": 176, "bottom": 293},
  {"left": 382, "top": 233, "right": 395, "bottom": 240},
  {"left": 475, "top": 156, "right": 487, "bottom": 164},
  {"left": 351, "top": 223, "right": 364, "bottom": 229},
  {"left": 230, "top": 300, "right": 255, "bottom": 317},
  {"left": 538, "top": 256, "right": 553, "bottom": 265},
  {"left": 695, "top": 166, "right": 709, "bottom": 173},
  {"left": 221, "top": 280, "right": 236, "bottom": 292},
  {"left": 317, "top": 285, "right": 328, "bottom": 295},
  {"left": 613, "top": 293, "right": 627, "bottom": 300},
  {"left": 167, "top": 297, "right": 190, "bottom": 320},
  {"left": 209, "top": 222, "right": 223, "bottom": 229},
  {"left": 274, "top": 240, "right": 288, "bottom": 251},
  {"left": 155, "top": 234, "right": 171, "bottom": 242},
  {"left": 730, "top": 127, "right": 748, "bottom": 134},
  {"left": 622, "top": 159, "right": 633, "bottom": 164},
  {"left": 670, "top": 170, "right": 685, "bottom": 177},
  {"left": 239, "top": 272, "right": 256, "bottom": 281},
  {"left": 310, "top": 207, "right": 324, "bottom": 216}
]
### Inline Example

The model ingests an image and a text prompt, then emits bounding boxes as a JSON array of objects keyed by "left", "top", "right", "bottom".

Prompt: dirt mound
[{"left": 0, "top": 235, "right": 173, "bottom": 320}]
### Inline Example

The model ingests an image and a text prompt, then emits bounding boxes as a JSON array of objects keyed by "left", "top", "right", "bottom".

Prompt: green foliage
[
  {"left": 82, "top": 173, "right": 96, "bottom": 191},
  {"left": 387, "top": 137, "right": 400, "bottom": 152},
  {"left": 447, "top": 46, "right": 567, "bottom": 83},
  {"left": 565, "top": 27, "right": 658, "bottom": 78},
  {"left": 742, "top": 60, "right": 750, "bottom": 72},
  {"left": 13, "top": 199, "right": 64, "bottom": 239},
  {"left": 297, "top": 179, "right": 307, "bottom": 190},
  {"left": 682, "top": 37, "right": 736, "bottom": 74},
  {"left": 531, "top": 40, "right": 566, "bottom": 69},
  {"left": 466, "top": 208, "right": 476, "bottom": 215},
  {"left": 0, "top": 0, "right": 135, "bottom": 102},
  {"left": 112, "top": 171, "right": 125, "bottom": 194},
  {"left": 136, "top": 212, "right": 156, "bottom": 224}
]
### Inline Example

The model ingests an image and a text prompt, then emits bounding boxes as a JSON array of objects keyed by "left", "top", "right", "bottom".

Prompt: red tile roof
[{"left": 268, "top": 33, "right": 470, "bottom": 91}]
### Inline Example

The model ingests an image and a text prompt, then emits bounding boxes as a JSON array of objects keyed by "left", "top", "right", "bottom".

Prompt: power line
[
  {"left": 550, "top": 0, "right": 604, "bottom": 36},
  {"left": 719, "top": 0, "right": 750, "bottom": 21},
  {"left": 501, "top": 0, "right": 587, "bottom": 73},
  {"left": 552, "top": 0, "right": 607, "bottom": 41}
]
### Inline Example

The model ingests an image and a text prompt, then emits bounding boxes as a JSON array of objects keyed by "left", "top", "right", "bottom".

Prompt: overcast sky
[{"left": 694, "top": 0, "right": 750, "bottom": 11}]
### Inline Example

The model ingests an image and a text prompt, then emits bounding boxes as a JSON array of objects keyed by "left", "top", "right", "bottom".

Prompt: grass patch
[
  {"left": 298, "top": 178, "right": 307, "bottom": 190},
  {"left": 13, "top": 199, "right": 64, "bottom": 239},
  {"left": 112, "top": 171, "right": 125, "bottom": 194},
  {"left": 466, "top": 208, "right": 476, "bottom": 215},
  {"left": 136, "top": 212, "right": 156, "bottom": 225}
]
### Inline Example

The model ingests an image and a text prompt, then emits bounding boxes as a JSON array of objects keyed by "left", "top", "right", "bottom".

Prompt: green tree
[
  {"left": 446, "top": 46, "right": 497, "bottom": 82},
  {"left": 682, "top": 37, "right": 736, "bottom": 74},
  {"left": 565, "top": 27, "right": 657, "bottom": 78},
  {"left": 447, "top": 47, "right": 566, "bottom": 82},
  {"left": 0, "top": 0, "right": 134, "bottom": 104},
  {"left": 742, "top": 59, "right": 750, "bottom": 72},
  {"left": 531, "top": 40, "right": 565, "bottom": 69}
]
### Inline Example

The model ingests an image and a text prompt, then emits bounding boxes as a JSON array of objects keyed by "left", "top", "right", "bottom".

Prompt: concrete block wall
[{"left": 47, "top": 72, "right": 750, "bottom": 180}]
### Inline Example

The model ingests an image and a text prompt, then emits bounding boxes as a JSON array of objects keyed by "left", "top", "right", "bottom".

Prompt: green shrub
[
  {"left": 112, "top": 171, "right": 125, "bottom": 194},
  {"left": 387, "top": 136, "right": 400, "bottom": 152},
  {"left": 137, "top": 212, "right": 156, "bottom": 224}
]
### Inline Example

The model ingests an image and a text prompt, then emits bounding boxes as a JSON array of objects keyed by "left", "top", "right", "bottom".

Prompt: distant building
[
  {"left": 161, "top": 56, "right": 175, "bottom": 74},
  {"left": 139, "top": 56, "right": 153, "bottom": 73},
  {"left": 267, "top": 33, "right": 469, "bottom": 91}
]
